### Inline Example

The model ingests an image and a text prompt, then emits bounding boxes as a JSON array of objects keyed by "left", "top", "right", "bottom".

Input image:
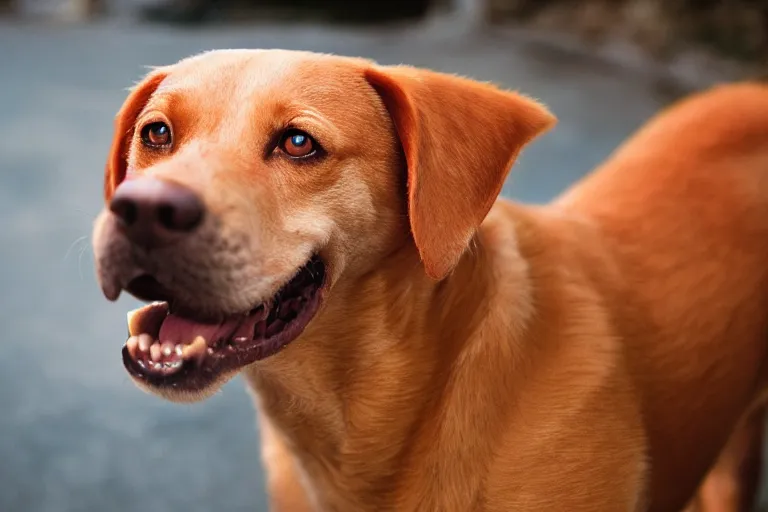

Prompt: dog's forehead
[{"left": 159, "top": 49, "right": 370, "bottom": 104}]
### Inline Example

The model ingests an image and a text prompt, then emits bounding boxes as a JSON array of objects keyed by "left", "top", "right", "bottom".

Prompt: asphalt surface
[{"left": 0, "top": 16, "right": 725, "bottom": 512}]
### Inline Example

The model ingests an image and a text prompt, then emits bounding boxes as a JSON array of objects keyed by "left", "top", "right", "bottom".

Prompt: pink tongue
[{"left": 158, "top": 314, "right": 243, "bottom": 344}]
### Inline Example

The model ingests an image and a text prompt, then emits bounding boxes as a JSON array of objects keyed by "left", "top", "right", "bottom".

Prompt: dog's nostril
[
  {"left": 156, "top": 196, "right": 204, "bottom": 232},
  {"left": 110, "top": 197, "right": 138, "bottom": 226},
  {"left": 157, "top": 204, "right": 176, "bottom": 230}
]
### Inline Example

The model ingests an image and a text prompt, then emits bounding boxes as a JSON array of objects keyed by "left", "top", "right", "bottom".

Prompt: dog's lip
[{"left": 120, "top": 255, "right": 327, "bottom": 392}]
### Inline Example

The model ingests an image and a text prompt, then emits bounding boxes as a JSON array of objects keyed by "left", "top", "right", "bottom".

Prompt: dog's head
[{"left": 92, "top": 49, "right": 554, "bottom": 402}]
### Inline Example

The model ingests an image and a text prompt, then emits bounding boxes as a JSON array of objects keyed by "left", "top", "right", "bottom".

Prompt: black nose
[{"left": 110, "top": 178, "right": 204, "bottom": 247}]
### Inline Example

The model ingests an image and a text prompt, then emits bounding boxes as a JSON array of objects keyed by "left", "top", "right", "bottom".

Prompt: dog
[{"left": 91, "top": 49, "right": 768, "bottom": 511}]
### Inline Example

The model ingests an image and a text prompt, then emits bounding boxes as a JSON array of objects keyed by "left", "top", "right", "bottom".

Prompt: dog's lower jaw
[{"left": 132, "top": 369, "right": 237, "bottom": 404}]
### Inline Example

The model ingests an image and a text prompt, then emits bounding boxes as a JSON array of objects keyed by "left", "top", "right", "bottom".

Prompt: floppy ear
[
  {"left": 103, "top": 69, "right": 168, "bottom": 202},
  {"left": 365, "top": 66, "right": 556, "bottom": 280}
]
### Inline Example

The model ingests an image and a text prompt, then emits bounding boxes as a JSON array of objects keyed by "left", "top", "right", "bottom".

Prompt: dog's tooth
[
  {"left": 126, "top": 336, "right": 138, "bottom": 359},
  {"left": 175, "top": 344, "right": 183, "bottom": 357},
  {"left": 165, "top": 360, "right": 182, "bottom": 372},
  {"left": 150, "top": 342, "right": 162, "bottom": 362},
  {"left": 153, "top": 362, "right": 162, "bottom": 370},
  {"left": 127, "top": 309, "right": 137, "bottom": 336},
  {"left": 161, "top": 341, "right": 175, "bottom": 358},
  {"left": 138, "top": 334, "right": 152, "bottom": 353},
  {"left": 127, "top": 302, "right": 169, "bottom": 337},
  {"left": 182, "top": 336, "right": 207, "bottom": 361}
]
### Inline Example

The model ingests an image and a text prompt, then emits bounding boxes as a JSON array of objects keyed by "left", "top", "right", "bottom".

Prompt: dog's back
[{"left": 555, "top": 82, "right": 768, "bottom": 510}]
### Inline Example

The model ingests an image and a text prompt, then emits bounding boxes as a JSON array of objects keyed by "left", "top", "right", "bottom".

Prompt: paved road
[{"left": 0, "top": 17, "right": 715, "bottom": 512}]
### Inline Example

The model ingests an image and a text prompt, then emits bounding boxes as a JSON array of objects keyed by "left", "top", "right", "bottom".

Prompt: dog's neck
[{"left": 243, "top": 222, "right": 532, "bottom": 508}]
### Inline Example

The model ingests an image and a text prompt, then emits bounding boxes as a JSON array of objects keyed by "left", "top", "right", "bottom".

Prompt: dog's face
[{"left": 92, "top": 49, "right": 554, "bottom": 402}]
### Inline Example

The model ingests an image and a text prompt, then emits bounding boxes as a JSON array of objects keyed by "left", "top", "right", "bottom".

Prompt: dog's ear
[
  {"left": 104, "top": 69, "right": 168, "bottom": 202},
  {"left": 365, "top": 66, "right": 555, "bottom": 280}
]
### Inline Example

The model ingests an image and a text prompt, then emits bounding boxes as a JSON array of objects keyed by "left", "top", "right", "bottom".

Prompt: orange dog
[{"left": 91, "top": 49, "right": 768, "bottom": 511}]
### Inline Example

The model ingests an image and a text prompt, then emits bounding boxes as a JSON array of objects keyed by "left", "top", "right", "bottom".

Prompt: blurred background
[{"left": 0, "top": 0, "right": 765, "bottom": 511}]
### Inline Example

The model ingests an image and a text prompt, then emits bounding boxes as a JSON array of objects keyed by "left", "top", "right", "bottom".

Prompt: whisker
[
  {"left": 77, "top": 243, "right": 91, "bottom": 281},
  {"left": 63, "top": 235, "right": 88, "bottom": 263}
]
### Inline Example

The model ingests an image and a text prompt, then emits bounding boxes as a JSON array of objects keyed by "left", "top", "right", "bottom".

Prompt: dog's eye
[
  {"left": 141, "top": 122, "right": 172, "bottom": 148},
  {"left": 279, "top": 129, "right": 316, "bottom": 158}
]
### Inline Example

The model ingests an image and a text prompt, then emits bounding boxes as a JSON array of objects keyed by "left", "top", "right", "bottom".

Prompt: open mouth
[{"left": 121, "top": 256, "right": 326, "bottom": 390}]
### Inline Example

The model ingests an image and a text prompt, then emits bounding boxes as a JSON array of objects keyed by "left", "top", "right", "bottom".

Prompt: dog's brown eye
[
  {"left": 280, "top": 130, "right": 316, "bottom": 158},
  {"left": 141, "top": 122, "right": 172, "bottom": 148}
]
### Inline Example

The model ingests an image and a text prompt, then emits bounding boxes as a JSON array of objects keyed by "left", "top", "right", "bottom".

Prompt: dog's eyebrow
[
  {"left": 149, "top": 86, "right": 184, "bottom": 104},
  {"left": 153, "top": 76, "right": 183, "bottom": 94},
  {"left": 287, "top": 107, "right": 338, "bottom": 134},
  {"left": 268, "top": 100, "right": 339, "bottom": 137},
  {"left": 148, "top": 75, "right": 209, "bottom": 103}
]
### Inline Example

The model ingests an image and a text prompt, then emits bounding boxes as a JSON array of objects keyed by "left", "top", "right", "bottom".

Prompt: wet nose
[{"left": 110, "top": 178, "right": 204, "bottom": 247}]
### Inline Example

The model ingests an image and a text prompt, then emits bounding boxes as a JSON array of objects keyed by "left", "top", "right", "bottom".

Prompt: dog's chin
[
  {"left": 119, "top": 255, "right": 327, "bottom": 399},
  {"left": 129, "top": 369, "right": 239, "bottom": 403}
]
